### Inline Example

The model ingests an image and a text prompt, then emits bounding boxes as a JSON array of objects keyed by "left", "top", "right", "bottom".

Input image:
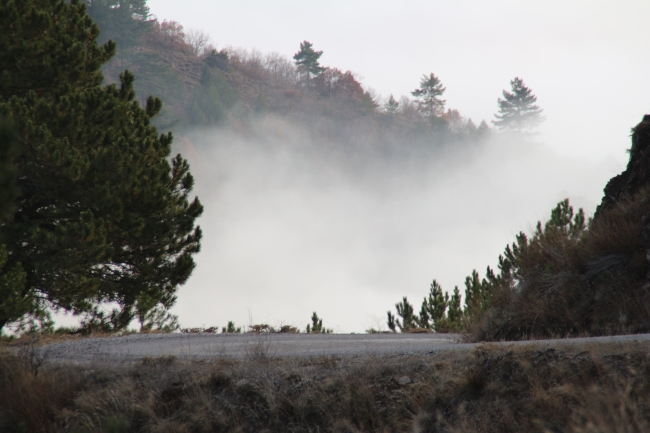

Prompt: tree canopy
[
  {"left": 0, "top": 0, "right": 202, "bottom": 332},
  {"left": 411, "top": 73, "right": 446, "bottom": 118},
  {"left": 492, "top": 77, "right": 544, "bottom": 135},
  {"left": 293, "top": 40, "right": 326, "bottom": 85},
  {"left": 83, "top": 0, "right": 154, "bottom": 66}
]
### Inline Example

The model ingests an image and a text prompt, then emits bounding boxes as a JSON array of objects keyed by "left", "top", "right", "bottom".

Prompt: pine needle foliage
[
  {"left": 492, "top": 77, "right": 544, "bottom": 136},
  {"left": 411, "top": 73, "right": 446, "bottom": 118},
  {"left": 293, "top": 40, "right": 326, "bottom": 85},
  {"left": 0, "top": 0, "right": 202, "bottom": 332},
  {"left": 306, "top": 311, "right": 331, "bottom": 333}
]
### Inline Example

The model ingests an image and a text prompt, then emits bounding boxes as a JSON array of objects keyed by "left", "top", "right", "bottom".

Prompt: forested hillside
[{"left": 84, "top": 0, "right": 498, "bottom": 150}]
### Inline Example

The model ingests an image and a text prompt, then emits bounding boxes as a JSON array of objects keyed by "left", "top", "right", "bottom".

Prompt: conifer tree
[
  {"left": 394, "top": 296, "right": 416, "bottom": 332},
  {"left": 492, "top": 77, "right": 544, "bottom": 135},
  {"left": 84, "top": 0, "right": 153, "bottom": 67},
  {"left": 293, "top": 41, "right": 326, "bottom": 86},
  {"left": 0, "top": 0, "right": 202, "bottom": 331},
  {"left": 411, "top": 73, "right": 446, "bottom": 118},
  {"left": 387, "top": 310, "right": 397, "bottom": 332},
  {"left": 306, "top": 311, "right": 331, "bottom": 333},
  {"left": 222, "top": 321, "right": 241, "bottom": 334},
  {"left": 463, "top": 270, "right": 490, "bottom": 320},
  {"left": 384, "top": 94, "right": 400, "bottom": 114},
  {"left": 0, "top": 118, "right": 33, "bottom": 332},
  {"left": 477, "top": 120, "right": 491, "bottom": 136},
  {"left": 446, "top": 286, "right": 463, "bottom": 331},
  {"left": 425, "top": 280, "right": 449, "bottom": 331}
]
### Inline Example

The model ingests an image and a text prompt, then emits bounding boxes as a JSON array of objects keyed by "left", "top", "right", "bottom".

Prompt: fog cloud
[{"left": 172, "top": 116, "right": 621, "bottom": 332}]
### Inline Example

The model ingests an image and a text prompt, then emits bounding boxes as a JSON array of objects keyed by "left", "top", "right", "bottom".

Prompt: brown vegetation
[
  {"left": 1, "top": 341, "right": 650, "bottom": 432},
  {"left": 469, "top": 116, "right": 650, "bottom": 341}
]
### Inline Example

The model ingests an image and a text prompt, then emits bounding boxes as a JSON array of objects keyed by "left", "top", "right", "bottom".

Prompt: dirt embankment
[{"left": 2, "top": 337, "right": 650, "bottom": 432}]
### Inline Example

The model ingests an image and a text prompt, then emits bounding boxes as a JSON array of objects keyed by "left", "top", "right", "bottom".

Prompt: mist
[{"left": 171, "top": 115, "right": 622, "bottom": 333}]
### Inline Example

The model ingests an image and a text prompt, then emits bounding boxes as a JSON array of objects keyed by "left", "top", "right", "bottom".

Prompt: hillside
[{"left": 91, "top": 8, "right": 490, "bottom": 152}]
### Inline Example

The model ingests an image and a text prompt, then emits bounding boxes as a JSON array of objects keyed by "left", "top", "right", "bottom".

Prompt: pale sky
[
  {"left": 131, "top": 0, "right": 650, "bottom": 333},
  {"left": 148, "top": 0, "right": 650, "bottom": 160}
]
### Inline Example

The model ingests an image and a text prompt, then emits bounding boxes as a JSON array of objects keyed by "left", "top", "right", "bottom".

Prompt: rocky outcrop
[{"left": 595, "top": 115, "right": 650, "bottom": 218}]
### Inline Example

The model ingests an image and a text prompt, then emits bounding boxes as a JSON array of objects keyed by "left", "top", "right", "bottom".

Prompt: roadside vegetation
[
  {"left": 2, "top": 339, "right": 650, "bottom": 432},
  {"left": 387, "top": 116, "right": 650, "bottom": 342}
]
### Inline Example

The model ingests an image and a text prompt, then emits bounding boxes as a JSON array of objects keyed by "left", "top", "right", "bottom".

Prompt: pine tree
[
  {"left": 492, "top": 77, "right": 544, "bottom": 135},
  {"left": 425, "top": 280, "right": 449, "bottom": 331},
  {"left": 446, "top": 286, "right": 463, "bottom": 331},
  {"left": 463, "top": 270, "right": 490, "bottom": 320},
  {"left": 411, "top": 73, "right": 446, "bottom": 118},
  {"left": 222, "top": 321, "right": 241, "bottom": 334},
  {"left": 384, "top": 94, "right": 400, "bottom": 114},
  {"left": 477, "top": 120, "right": 491, "bottom": 135},
  {"left": 293, "top": 41, "right": 326, "bottom": 86},
  {"left": 306, "top": 311, "right": 331, "bottom": 333},
  {"left": 394, "top": 297, "right": 416, "bottom": 332},
  {"left": 0, "top": 0, "right": 202, "bottom": 331},
  {"left": 84, "top": 0, "right": 154, "bottom": 67},
  {"left": 0, "top": 118, "right": 33, "bottom": 332},
  {"left": 387, "top": 310, "right": 397, "bottom": 332},
  {"left": 0, "top": 118, "right": 18, "bottom": 222}
]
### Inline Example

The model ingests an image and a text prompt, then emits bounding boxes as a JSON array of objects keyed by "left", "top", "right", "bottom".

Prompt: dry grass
[
  {"left": 469, "top": 118, "right": 650, "bottom": 342},
  {"left": 471, "top": 186, "right": 650, "bottom": 342},
  {"left": 1, "top": 341, "right": 649, "bottom": 432}
]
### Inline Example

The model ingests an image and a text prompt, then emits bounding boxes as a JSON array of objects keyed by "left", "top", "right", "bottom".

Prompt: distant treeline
[{"left": 84, "top": 0, "right": 543, "bottom": 149}]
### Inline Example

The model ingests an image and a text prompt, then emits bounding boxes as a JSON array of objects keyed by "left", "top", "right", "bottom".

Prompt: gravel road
[{"left": 32, "top": 332, "right": 650, "bottom": 364}]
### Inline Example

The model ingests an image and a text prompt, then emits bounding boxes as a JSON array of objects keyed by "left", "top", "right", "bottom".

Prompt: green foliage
[
  {"left": 293, "top": 40, "right": 326, "bottom": 85},
  {"left": 84, "top": 0, "right": 153, "bottom": 67},
  {"left": 386, "top": 199, "right": 586, "bottom": 334},
  {"left": 411, "top": 73, "right": 446, "bottom": 118},
  {"left": 389, "top": 297, "right": 417, "bottom": 332},
  {"left": 0, "top": 245, "right": 32, "bottom": 334},
  {"left": 446, "top": 286, "right": 463, "bottom": 331},
  {"left": 0, "top": 118, "right": 18, "bottom": 222},
  {"left": 0, "top": 0, "right": 202, "bottom": 332},
  {"left": 222, "top": 321, "right": 241, "bottom": 333},
  {"left": 386, "top": 311, "right": 396, "bottom": 332},
  {"left": 306, "top": 311, "right": 332, "bottom": 333},
  {"left": 384, "top": 94, "right": 399, "bottom": 114},
  {"left": 492, "top": 77, "right": 544, "bottom": 135},
  {"left": 188, "top": 66, "right": 238, "bottom": 127},
  {"left": 463, "top": 270, "right": 491, "bottom": 321}
]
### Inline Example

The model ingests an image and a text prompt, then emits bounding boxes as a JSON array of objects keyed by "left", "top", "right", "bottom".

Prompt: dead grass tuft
[{"left": 1, "top": 342, "right": 650, "bottom": 432}]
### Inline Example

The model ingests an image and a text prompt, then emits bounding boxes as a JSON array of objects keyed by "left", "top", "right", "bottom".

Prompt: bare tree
[{"left": 184, "top": 28, "right": 211, "bottom": 56}]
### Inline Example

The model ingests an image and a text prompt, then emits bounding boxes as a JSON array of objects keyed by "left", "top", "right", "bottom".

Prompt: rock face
[{"left": 595, "top": 115, "right": 650, "bottom": 218}]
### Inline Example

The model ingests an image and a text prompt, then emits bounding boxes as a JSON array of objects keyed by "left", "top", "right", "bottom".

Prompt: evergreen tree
[
  {"left": 0, "top": 118, "right": 18, "bottom": 222},
  {"left": 446, "top": 286, "right": 463, "bottom": 331},
  {"left": 477, "top": 120, "right": 491, "bottom": 136},
  {"left": 222, "top": 321, "right": 241, "bottom": 333},
  {"left": 384, "top": 94, "right": 400, "bottom": 114},
  {"left": 293, "top": 40, "right": 326, "bottom": 85},
  {"left": 463, "top": 270, "right": 490, "bottom": 320},
  {"left": 0, "top": 0, "right": 202, "bottom": 331},
  {"left": 394, "top": 296, "right": 416, "bottom": 332},
  {"left": 425, "top": 280, "right": 449, "bottom": 331},
  {"left": 466, "top": 119, "right": 478, "bottom": 135},
  {"left": 492, "top": 77, "right": 544, "bottom": 135},
  {"left": 306, "top": 311, "right": 331, "bottom": 333},
  {"left": 411, "top": 73, "right": 446, "bottom": 118},
  {"left": 84, "top": 0, "right": 153, "bottom": 67},
  {"left": 0, "top": 118, "right": 33, "bottom": 332},
  {"left": 387, "top": 310, "right": 397, "bottom": 332}
]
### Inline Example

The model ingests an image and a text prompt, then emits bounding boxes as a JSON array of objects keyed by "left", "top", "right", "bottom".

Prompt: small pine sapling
[{"left": 222, "top": 321, "right": 241, "bottom": 333}]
